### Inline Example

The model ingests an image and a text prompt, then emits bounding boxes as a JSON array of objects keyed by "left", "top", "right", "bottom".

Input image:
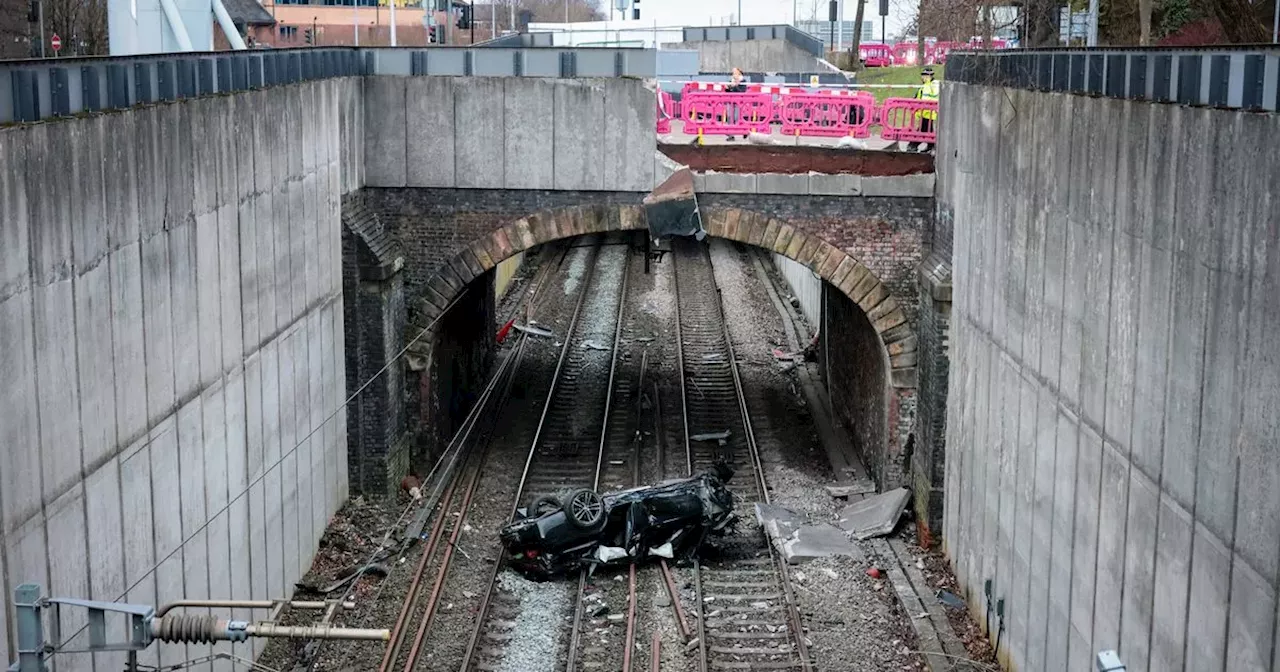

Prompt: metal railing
[
  {"left": 947, "top": 47, "right": 1280, "bottom": 111},
  {"left": 0, "top": 45, "right": 659, "bottom": 124}
]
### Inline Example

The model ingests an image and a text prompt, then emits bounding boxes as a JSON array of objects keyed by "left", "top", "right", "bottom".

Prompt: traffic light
[
  {"left": 27, "top": 0, "right": 37, "bottom": 23},
  {"left": 303, "top": 28, "right": 313, "bottom": 44},
  {"left": 457, "top": 3, "right": 472, "bottom": 29},
  {"left": 631, "top": 0, "right": 639, "bottom": 20},
  {"left": 428, "top": 25, "right": 437, "bottom": 43}
]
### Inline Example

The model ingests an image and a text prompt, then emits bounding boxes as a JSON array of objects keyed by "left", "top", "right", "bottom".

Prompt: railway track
[
  {"left": 671, "top": 238, "right": 812, "bottom": 672},
  {"left": 378, "top": 241, "right": 579, "bottom": 672},
  {"left": 458, "top": 235, "right": 638, "bottom": 672}
]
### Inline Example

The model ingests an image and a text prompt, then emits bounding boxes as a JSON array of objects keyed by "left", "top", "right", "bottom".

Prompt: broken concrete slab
[
  {"left": 781, "top": 523, "right": 863, "bottom": 565},
  {"left": 825, "top": 479, "right": 877, "bottom": 498},
  {"left": 643, "top": 168, "right": 704, "bottom": 240},
  {"left": 755, "top": 503, "right": 863, "bottom": 565},
  {"left": 690, "top": 430, "right": 731, "bottom": 444},
  {"left": 837, "top": 487, "right": 910, "bottom": 540}
]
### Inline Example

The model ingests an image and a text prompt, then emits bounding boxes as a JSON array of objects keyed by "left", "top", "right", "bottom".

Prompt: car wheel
[
  {"left": 565, "top": 489, "right": 605, "bottom": 529},
  {"left": 530, "top": 496, "right": 562, "bottom": 517}
]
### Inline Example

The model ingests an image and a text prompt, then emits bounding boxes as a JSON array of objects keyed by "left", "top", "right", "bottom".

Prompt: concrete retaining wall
[
  {"left": 772, "top": 254, "right": 822, "bottom": 329},
  {"left": 940, "top": 82, "right": 1280, "bottom": 671},
  {"left": 363, "top": 76, "right": 656, "bottom": 192},
  {"left": 0, "top": 77, "right": 363, "bottom": 670},
  {"left": 679, "top": 39, "right": 830, "bottom": 74}
]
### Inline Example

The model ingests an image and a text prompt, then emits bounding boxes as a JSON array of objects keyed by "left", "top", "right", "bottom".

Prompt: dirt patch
[{"left": 658, "top": 144, "right": 934, "bottom": 176}]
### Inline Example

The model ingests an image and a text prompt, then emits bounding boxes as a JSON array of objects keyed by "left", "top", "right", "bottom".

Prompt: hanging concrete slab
[{"left": 643, "top": 168, "right": 705, "bottom": 241}]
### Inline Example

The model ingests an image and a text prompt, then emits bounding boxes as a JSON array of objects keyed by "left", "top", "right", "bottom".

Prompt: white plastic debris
[
  {"left": 595, "top": 546, "right": 628, "bottom": 563},
  {"left": 648, "top": 542, "right": 674, "bottom": 559}
]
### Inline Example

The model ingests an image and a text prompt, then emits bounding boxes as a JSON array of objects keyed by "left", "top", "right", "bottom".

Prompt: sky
[{"left": 594, "top": 0, "right": 916, "bottom": 42}]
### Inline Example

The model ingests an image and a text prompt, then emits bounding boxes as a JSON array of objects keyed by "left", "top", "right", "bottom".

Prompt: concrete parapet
[{"left": 364, "top": 76, "right": 656, "bottom": 192}]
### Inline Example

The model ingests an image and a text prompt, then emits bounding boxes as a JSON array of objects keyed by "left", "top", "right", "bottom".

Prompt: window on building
[{"left": 280, "top": 25, "right": 298, "bottom": 39}]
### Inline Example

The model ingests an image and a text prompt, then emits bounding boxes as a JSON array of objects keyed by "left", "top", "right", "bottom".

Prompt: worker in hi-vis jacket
[{"left": 914, "top": 67, "right": 940, "bottom": 153}]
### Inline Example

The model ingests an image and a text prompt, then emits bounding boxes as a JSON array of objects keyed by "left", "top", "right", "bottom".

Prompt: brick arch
[{"left": 408, "top": 204, "right": 917, "bottom": 385}]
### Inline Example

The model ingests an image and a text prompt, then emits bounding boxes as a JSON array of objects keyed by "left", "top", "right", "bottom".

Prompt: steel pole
[
  {"left": 389, "top": 0, "right": 397, "bottom": 45},
  {"left": 37, "top": 0, "right": 45, "bottom": 57},
  {"left": 353, "top": 0, "right": 359, "bottom": 45},
  {"left": 1273, "top": 0, "right": 1278, "bottom": 43}
]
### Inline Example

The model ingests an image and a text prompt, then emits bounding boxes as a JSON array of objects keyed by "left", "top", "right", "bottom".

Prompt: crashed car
[{"left": 500, "top": 464, "right": 737, "bottom": 579}]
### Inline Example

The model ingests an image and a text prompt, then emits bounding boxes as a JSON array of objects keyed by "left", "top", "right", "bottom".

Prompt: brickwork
[
  {"left": 347, "top": 187, "right": 934, "bottom": 495},
  {"left": 341, "top": 196, "right": 408, "bottom": 495},
  {"left": 913, "top": 254, "right": 952, "bottom": 546}
]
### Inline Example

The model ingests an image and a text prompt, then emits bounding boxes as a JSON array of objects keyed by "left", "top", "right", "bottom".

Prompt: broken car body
[{"left": 500, "top": 464, "right": 738, "bottom": 579}]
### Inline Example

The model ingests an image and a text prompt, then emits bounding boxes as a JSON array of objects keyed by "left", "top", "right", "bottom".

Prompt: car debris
[
  {"left": 514, "top": 323, "right": 555, "bottom": 339},
  {"left": 690, "top": 430, "right": 731, "bottom": 444},
  {"left": 499, "top": 464, "right": 738, "bottom": 579}
]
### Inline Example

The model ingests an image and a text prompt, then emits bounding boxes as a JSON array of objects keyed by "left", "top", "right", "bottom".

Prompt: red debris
[
  {"left": 865, "top": 567, "right": 883, "bottom": 579},
  {"left": 496, "top": 318, "right": 516, "bottom": 344}
]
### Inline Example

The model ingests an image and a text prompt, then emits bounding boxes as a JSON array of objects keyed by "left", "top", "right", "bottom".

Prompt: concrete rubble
[
  {"left": 836, "top": 487, "right": 911, "bottom": 540},
  {"left": 754, "top": 503, "right": 864, "bottom": 565},
  {"left": 824, "top": 479, "right": 877, "bottom": 498}
]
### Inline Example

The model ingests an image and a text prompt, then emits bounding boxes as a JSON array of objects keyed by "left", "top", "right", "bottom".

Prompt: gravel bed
[{"left": 494, "top": 571, "right": 574, "bottom": 672}]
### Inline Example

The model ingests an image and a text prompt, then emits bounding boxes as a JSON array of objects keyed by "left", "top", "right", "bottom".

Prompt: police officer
[{"left": 915, "top": 67, "right": 940, "bottom": 152}]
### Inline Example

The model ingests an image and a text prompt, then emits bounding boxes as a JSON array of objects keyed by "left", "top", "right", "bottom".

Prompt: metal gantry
[{"left": 6, "top": 584, "right": 389, "bottom": 672}]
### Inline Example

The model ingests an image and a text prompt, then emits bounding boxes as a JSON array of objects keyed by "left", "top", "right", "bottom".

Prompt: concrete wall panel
[
  {"left": 364, "top": 77, "right": 408, "bottom": 187},
  {"left": 602, "top": 78, "right": 656, "bottom": 192},
  {"left": 0, "top": 295, "right": 40, "bottom": 530},
  {"left": 46, "top": 486, "right": 90, "bottom": 672},
  {"left": 456, "top": 78, "right": 506, "bottom": 189},
  {"left": 406, "top": 77, "right": 457, "bottom": 188},
  {"left": 503, "top": 78, "right": 555, "bottom": 189},
  {"left": 0, "top": 131, "right": 29, "bottom": 297},
  {"left": 944, "top": 84, "right": 1280, "bottom": 671},
  {"left": 33, "top": 280, "right": 81, "bottom": 503},
  {"left": 170, "top": 222, "right": 201, "bottom": 405},
  {"left": 553, "top": 80, "right": 605, "bottom": 190}
]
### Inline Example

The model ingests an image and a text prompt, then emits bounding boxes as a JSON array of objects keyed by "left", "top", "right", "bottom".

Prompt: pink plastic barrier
[
  {"left": 679, "top": 92, "right": 774, "bottom": 136},
  {"left": 859, "top": 44, "right": 893, "bottom": 67},
  {"left": 778, "top": 92, "right": 876, "bottom": 138},
  {"left": 879, "top": 97, "right": 938, "bottom": 143},
  {"left": 656, "top": 90, "right": 676, "bottom": 134}
]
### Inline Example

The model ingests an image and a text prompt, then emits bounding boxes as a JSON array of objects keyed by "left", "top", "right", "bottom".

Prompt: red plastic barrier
[
  {"left": 777, "top": 93, "right": 875, "bottom": 139},
  {"left": 679, "top": 92, "right": 774, "bottom": 136},
  {"left": 878, "top": 97, "right": 938, "bottom": 143}
]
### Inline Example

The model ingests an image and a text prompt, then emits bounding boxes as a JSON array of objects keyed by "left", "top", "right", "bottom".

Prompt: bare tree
[
  {"left": 43, "top": 0, "right": 107, "bottom": 54},
  {"left": 849, "top": 0, "right": 867, "bottom": 69}
]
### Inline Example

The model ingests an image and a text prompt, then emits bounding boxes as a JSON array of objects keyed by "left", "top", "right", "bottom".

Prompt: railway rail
[
  {"left": 377, "top": 240, "right": 577, "bottom": 672},
  {"left": 671, "top": 238, "right": 813, "bottom": 672},
  {"left": 458, "top": 235, "right": 638, "bottom": 672}
]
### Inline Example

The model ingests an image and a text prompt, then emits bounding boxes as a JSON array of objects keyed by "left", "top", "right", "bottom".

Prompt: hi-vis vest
[{"left": 916, "top": 79, "right": 939, "bottom": 120}]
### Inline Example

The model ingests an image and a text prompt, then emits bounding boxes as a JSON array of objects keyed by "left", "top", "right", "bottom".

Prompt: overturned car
[{"left": 500, "top": 464, "right": 738, "bottom": 579}]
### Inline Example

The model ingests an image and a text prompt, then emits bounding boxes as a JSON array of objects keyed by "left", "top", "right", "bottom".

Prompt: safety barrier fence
[{"left": 658, "top": 87, "right": 938, "bottom": 143}]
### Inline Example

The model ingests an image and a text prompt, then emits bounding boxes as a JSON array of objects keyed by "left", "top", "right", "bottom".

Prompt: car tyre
[
  {"left": 530, "top": 495, "right": 562, "bottom": 517},
  {"left": 565, "top": 489, "right": 605, "bottom": 529}
]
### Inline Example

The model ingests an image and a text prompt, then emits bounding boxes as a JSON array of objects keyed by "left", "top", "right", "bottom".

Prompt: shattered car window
[{"left": 499, "top": 463, "right": 737, "bottom": 579}]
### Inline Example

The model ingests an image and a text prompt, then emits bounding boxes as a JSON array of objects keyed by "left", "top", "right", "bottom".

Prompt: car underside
[{"left": 499, "top": 463, "right": 738, "bottom": 579}]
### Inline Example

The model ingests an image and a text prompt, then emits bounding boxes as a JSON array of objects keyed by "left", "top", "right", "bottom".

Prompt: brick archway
[{"left": 408, "top": 204, "right": 917, "bottom": 385}]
